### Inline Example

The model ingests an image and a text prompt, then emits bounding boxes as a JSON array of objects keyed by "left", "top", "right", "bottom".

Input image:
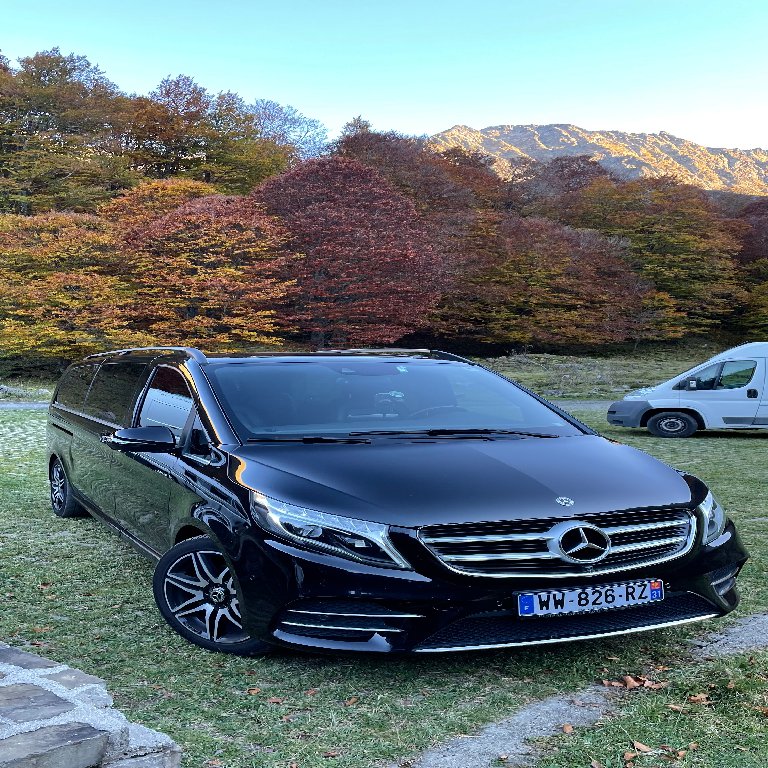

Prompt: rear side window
[
  {"left": 54, "top": 364, "right": 99, "bottom": 409},
  {"left": 84, "top": 361, "right": 147, "bottom": 425}
]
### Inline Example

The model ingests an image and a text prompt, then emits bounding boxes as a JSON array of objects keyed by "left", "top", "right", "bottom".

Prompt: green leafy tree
[
  {"left": 125, "top": 77, "right": 289, "bottom": 192},
  {"left": 0, "top": 48, "right": 138, "bottom": 214},
  {"left": 537, "top": 176, "right": 746, "bottom": 335}
]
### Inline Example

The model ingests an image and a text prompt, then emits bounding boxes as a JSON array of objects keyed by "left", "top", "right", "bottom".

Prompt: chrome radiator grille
[{"left": 418, "top": 506, "right": 697, "bottom": 578}]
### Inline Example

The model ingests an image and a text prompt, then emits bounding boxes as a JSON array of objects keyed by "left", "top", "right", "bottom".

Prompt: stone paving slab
[
  {"left": 0, "top": 643, "right": 181, "bottom": 768},
  {"left": 0, "top": 722, "right": 108, "bottom": 768},
  {"left": 0, "top": 682, "right": 75, "bottom": 723},
  {"left": 0, "top": 647, "right": 59, "bottom": 670}
]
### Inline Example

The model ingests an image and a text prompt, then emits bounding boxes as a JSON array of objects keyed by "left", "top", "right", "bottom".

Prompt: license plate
[{"left": 517, "top": 579, "right": 664, "bottom": 617}]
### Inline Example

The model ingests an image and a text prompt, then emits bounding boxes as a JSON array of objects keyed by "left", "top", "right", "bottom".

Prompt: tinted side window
[
  {"left": 84, "top": 361, "right": 147, "bottom": 425},
  {"left": 54, "top": 364, "right": 99, "bottom": 409},
  {"left": 138, "top": 367, "right": 194, "bottom": 437},
  {"left": 717, "top": 360, "right": 757, "bottom": 389}
]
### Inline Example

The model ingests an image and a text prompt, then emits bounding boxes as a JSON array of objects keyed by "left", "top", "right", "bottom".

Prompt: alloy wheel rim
[
  {"left": 50, "top": 463, "right": 66, "bottom": 511},
  {"left": 163, "top": 550, "right": 247, "bottom": 645}
]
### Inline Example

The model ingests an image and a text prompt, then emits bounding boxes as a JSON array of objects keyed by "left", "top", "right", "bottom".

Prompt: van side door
[
  {"left": 113, "top": 365, "right": 196, "bottom": 554},
  {"left": 80, "top": 359, "right": 149, "bottom": 524},
  {"left": 678, "top": 359, "right": 763, "bottom": 428}
]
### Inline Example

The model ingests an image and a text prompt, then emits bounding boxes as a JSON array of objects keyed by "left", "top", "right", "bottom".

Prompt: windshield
[{"left": 203, "top": 359, "right": 584, "bottom": 441}]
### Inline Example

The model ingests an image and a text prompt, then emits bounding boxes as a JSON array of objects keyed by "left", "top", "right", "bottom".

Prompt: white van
[{"left": 607, "top": 342, "right": 768, "bottom": 437}]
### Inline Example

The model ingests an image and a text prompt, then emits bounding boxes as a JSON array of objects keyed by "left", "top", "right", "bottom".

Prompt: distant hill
[{"left": 430, "top": 124, "right": 768, "bottom": 195}]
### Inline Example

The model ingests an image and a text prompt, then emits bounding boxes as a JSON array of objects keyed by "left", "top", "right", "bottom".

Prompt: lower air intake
[{"left": 415, "top": 593, "right": 718, "bottom": 652}]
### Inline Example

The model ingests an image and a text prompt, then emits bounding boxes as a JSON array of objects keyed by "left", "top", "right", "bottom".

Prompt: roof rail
[
  {"left": 85, "top": 346, "right": 207, "bottom": 363},
  {"left": 323, "top": 348, "right": 477, "bottom": 364},
  {"left": 325, "top": 348, "right": 432, "bottom": 356}
]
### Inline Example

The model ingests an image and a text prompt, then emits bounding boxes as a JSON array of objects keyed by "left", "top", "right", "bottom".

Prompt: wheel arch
[
  {"left": 174, "top": 522, "right": 213, "bottom": 545},
  {"left": 640, "top": 408, "right": 705, "bottom": 430}
]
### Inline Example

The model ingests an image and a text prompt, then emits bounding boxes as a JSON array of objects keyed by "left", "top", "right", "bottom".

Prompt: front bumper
[
  {"left": 236, "top": 520, "right": 748, "bottom": 653},
  {"left": 607, "top": 400, "right": 652, "bottom": 428}
]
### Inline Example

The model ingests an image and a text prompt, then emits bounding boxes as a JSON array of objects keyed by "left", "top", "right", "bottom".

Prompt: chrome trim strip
[
  {"left": 423, "top": 518, "right": 685, "bottom": 545},
  {"left": 602, "top": 519, "right": 686, "bottom": 535},
  {"left": 610, "top": 536, "right": 687, "bottom": 554},
  {"left": 414, "top": 613, "right": 719, "bottom": 652},
  {"left": 442, "top": 551, "right": 558, "bottom": 563},
  {"left": 711, "top": 571, "right": 737, "bottom": 587},
  {"left": 420, "top": 533, "right": 546, "bottom": 544},
  {"left": 281, "top": 621, "right": 403, "bottom": 633},
  {"left": 286, "top": 609, "right": 424, "bottom": 618}
]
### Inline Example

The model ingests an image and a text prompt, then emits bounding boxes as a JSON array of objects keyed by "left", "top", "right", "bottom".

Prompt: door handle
[{"left": 747, "top": 389, "right": 759, "bottom": 399}]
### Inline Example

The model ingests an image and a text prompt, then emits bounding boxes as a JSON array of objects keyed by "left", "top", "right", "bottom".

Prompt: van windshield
[{"left": 203, "top": 359, "right": 584, "bottom": 441}]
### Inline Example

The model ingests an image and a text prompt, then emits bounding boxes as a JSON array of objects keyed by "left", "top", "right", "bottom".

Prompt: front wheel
[
  {"left": 152, "top": 536, "right": 272, "bottom": 655},
  {"left": 647, "top": 412, "right": 698, "bottom": 438}
]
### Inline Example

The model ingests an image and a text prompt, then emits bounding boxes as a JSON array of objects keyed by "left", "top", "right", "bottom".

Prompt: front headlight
[
  {"left": 699, "top": 491, "right": 726, "bottom": 544},
  {"left": 250, "top": 492, "right": 411, "bottom": 570}
]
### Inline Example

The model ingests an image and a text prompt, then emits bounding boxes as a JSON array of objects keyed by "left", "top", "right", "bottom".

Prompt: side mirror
[
  {"left": 686, "top": 379, "right": 698, "bottom": 391},
  {"left": 101, "top": 426, "right": 177, "bottom": 453},
  {"left": 189, "top": 427, "right": 212, "bottom": 455}
]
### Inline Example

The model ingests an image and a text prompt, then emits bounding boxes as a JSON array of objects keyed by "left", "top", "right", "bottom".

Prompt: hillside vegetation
[
  {"left": 2, "top": 50, "right": 768, "bottom": 362},
  {"left": 431, "top": 123, "right": 768, "bottom": 195}
]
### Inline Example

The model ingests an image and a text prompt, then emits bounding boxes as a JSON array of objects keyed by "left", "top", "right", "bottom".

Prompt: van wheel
[
  {"left": 647, "top": 412, "right": 698, "bottom": 438},
  {"left": 49, "top": 459, "right": 86, "bottom": 518},
  {"left": 153, "top": 536, "right": 272, "bottom": 655}
]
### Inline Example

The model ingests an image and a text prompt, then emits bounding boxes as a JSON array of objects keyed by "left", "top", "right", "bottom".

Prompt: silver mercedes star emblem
[
  {"left": 556, "top": 523, "right": 611, "bottom": 564},
  {"left": 555, "top": 496, "right": 575, "bottom": 507}
]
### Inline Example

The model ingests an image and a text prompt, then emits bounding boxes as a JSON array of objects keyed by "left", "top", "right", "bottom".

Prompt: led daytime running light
[{"left": 250, "top": 492, "right": 410, "bottom": 569}]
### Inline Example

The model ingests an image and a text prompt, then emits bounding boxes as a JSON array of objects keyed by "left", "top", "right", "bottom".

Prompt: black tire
[
  {"left": 152, "top": 536, "right": 272, "bottom": 655},
  {"left": 647, "top": 412, "right": 698, "bottom": 438},
  {"left": 49, "top": 458, "right": 86, "bottom": 518}
]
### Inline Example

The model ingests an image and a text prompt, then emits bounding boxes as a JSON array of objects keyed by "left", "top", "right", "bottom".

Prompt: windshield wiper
[
  {"left": 426, "top": 428, "right": 559, "bottom": 438},
  {"left": 246, "top": 435, "right": 371, "bottom": 444},
  {"left": 348, "top": 428, "right": 559, "bottom": 439}
]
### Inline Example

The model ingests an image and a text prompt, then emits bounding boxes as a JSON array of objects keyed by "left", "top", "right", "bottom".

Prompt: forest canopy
[{"left": 1, "top": 49, "right": 766, "bottom": 361}]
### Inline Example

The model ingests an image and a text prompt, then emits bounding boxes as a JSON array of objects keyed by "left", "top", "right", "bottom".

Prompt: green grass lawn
[
  {"left": 482, "top": 342, "right": 725, "bottom": 399},
  {"left": 0, "top": 407, "right": 766, "bottom": 768}
]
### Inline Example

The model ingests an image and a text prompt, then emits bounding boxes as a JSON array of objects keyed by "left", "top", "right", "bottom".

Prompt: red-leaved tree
[
  {"left": 125, "top": 195, "right": 296, "bottom": 348},
  {"left": 252, "top": 156, "right": 442, "bottom": 347}
]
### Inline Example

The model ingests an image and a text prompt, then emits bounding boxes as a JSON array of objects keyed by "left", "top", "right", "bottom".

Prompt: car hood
[{"left": 229, "top": 434, "right": 695, "bottom": 527}]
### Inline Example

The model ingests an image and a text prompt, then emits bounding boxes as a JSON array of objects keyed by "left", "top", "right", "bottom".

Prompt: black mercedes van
[{"left": 47, "top": 347, "right": 748, "bottom": 654}]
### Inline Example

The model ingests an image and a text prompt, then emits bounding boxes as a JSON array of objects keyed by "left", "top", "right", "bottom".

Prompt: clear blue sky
[{"left": 4, "top": 0, "right": 767, "bottom": 148}]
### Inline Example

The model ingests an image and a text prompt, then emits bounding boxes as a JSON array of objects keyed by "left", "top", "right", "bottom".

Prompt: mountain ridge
[{"left": 430, "top": 123, "right": 768, "bottom": 195}]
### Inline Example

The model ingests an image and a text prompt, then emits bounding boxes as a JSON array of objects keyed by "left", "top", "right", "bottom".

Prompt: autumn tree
[
  {"left": 0, "top": 212, "right": 144, "bottom": 359},
  {"left": 125, "top": 195, "right": 295, "bottom": 348},
  {"left": 248, "top": 99, "right": 328, "bottom": 159},
  {"left": 99, "top": 178, "right": 218, "bottom": 239},
  {"left": 733, "top": 199, "right": 768, "bottom": 334},
  {"left": 434, "top": 214, "right": 659, "bottom": 347},
  {"left": 336, "top": 130, "right": 501, "bottom": 293},
  {"left": 252, "top": 156, "right": 442, "bottom": 347}
]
